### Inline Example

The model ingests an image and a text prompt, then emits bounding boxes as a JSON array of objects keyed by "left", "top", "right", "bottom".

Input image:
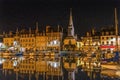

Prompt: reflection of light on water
[
  {"left": 54, "top": 62, "right": 57, "bottom": 68},
  {"left": 48, "top": 61, "right": 60, "bottom": 68},
  {"left": 12, "top": 56, "right": 25, "bottom": 66},
  {"left": 13, "top": 57, "right": 25, "bottom": 67},
  {"left": 0, "top": 58, "right": 5, "bottom": 65},
  {"left": 12, "top": 56, "right": 25, "bottom": 61},
  {"left": 18, "top": 56, "right": 25, "bottom": 61},
  {"left": 13, "top": 60, "right": 17, "bottom": 66},
  {"left": 116, "top": 71, "right": 120, "bottom": 76}
]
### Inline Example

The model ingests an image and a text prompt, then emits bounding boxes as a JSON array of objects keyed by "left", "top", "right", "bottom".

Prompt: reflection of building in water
[
  {"left": 2, "top": 59, "right": 14, "bottom": 76},
  {"left": 16, "top": 58, "right": 36, "bottom": 74},
  {"left": 2, "top": 58, "right": 63, "bottom": 80},
  {"left": 3, "top": 59, "right": 14, "bottom": 70}
]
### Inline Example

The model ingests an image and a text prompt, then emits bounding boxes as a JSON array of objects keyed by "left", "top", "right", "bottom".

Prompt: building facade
[
  {"left": 3, "top": 23, "right": 63, "bottom": 51},
  {"left": 100, "top": 26, "right": 120, "bottom": 51}
]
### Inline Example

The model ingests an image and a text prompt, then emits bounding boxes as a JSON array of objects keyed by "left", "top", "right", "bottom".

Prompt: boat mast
[{"left": 115, "top": 8, "right": 119, "bottom": 51}]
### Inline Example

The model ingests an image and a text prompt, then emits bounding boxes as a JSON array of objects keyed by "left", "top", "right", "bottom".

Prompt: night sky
[{"left": 0, "top": 0, "right": 120, "bottom": 36}]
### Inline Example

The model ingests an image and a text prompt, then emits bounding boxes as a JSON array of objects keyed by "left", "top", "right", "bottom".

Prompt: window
[
  {"left": 106, "top": 32, "right": 109, "bottom": 35},
  {"left": 26, "top": 39, "right": 28, "bottom": 42},
  {"left": 106, "top": 37, "right": 108, "bottom": 39},
  {"left": 102, "top": 42, "right": 104, "bottom": 45},
  {"left": 102, "top": 32, "right": 104, "bottom": 35},
  {"left": 107, "top": 41, "right": 109, "bottom": 45},
  {"left": 48, "top": 41, "right": 50, "bottom": 44},
  {"left": 102, "top": 37, "right": 104, "bottom": 40},
  {"left": 32, "top": 39, "right": 34, "bottom": 42},
  {"left": 29, "top": 39, "right": 31, "bottom": 42},
  {"left": 111, "top": 41, "right": 113, "bottom": 45},
  {"left": 110, "top": 31, "right": 113, "bottom": 35}
]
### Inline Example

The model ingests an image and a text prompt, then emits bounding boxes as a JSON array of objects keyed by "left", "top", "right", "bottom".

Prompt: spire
[
  {"left": 35, "top": 22, "right": 39, "bottom": 34},
  {"left": 68, "top": 8, "right": 74, "bottom": 36},
  {"left": 69, "top": 8, "right": 73, "bottom": 27}
]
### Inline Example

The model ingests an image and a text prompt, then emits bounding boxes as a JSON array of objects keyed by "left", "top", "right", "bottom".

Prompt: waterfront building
[
  {"left": 3, "top": 23, "right": 63, "bottom": 51},
  {"left": 46, "top": 25, "right": 63, "bottom": 51},
  {"left": 81, "top": 8, "right": 120, "bottom": 52},
  {"left": 100, "top": 8, "right": 120, "bottom": 52},
  {"left": 81, "top": 32, "right": 93, "bottom": 51},
  {"left": 100, "top": 26, "right": 120, "bottom": 51},
  {"left": 91, "top": 28, "right": 101, "bottom": 50}
]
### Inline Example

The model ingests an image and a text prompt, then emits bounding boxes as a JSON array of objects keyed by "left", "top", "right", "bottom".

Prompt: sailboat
[{"left": 101, "top": 8, "right": 120, "bottom": 77}]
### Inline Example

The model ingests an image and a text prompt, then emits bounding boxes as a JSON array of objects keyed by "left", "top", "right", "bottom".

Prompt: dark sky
[{"left": 0, "top": 0, "right": 120, "bottom": 36}]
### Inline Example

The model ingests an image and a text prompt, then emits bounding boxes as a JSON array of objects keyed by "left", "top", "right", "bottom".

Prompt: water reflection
[{"left": 0, "top": 53, "right": 117, "bottom": 80}]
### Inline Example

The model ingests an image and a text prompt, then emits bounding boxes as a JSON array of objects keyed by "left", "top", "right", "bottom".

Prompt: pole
[{"left": 115, "top": 8, "right": 119, "bottom": 51}]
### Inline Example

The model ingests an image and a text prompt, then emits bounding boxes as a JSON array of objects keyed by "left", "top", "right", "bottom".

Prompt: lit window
[
  {"left": 102, "top": 32, "right": 104, "bottom": 35},
  {"left": 54, "top": 40, "right": 57, "bottom": 44},
  {"left": 106, "top": 32, "right": 109, "bottom": 35},
  {"left": 110, "top": 31, "right": 113, "bottom": 35}
]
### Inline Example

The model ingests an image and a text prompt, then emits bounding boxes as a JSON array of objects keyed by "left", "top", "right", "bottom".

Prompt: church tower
[
  {"left": 63, "top": 8, "right": 77, "bottom": 51},
  {"left": 68, "top": 8, "right": 74, "bottom": 37}
]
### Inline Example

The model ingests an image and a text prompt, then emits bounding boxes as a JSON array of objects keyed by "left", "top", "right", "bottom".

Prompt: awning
[{"left": 100, "top": 45, "right": 115, "bottom": 48}]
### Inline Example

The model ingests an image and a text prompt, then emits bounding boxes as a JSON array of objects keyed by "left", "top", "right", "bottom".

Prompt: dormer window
[{"left": 106, "top": 32, "right": 109, "bottom": 35}]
